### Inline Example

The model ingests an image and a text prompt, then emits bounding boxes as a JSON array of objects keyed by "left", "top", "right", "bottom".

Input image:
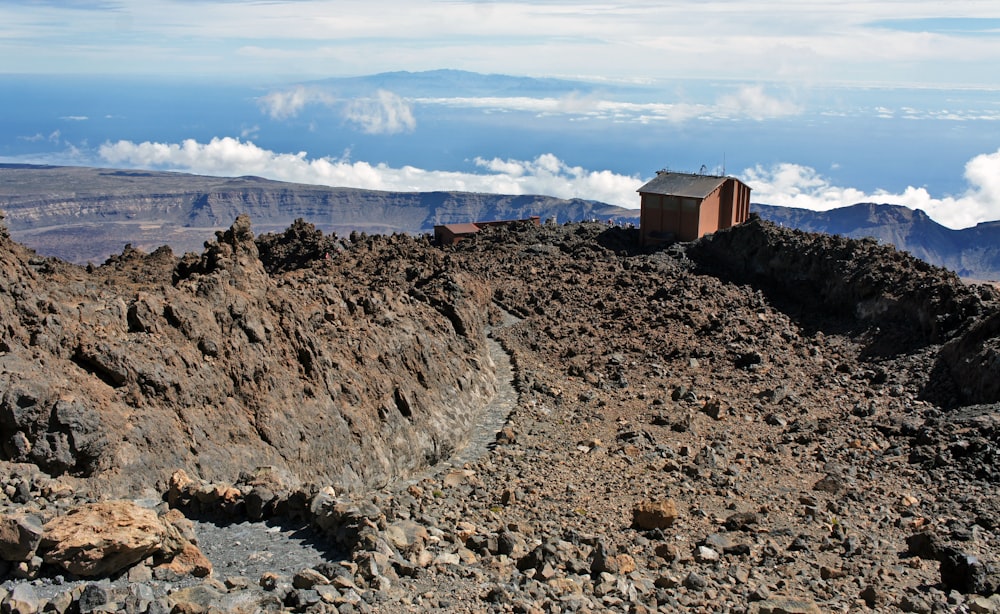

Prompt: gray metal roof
[{"left": 636, "top": 172, "right": 731, "bottom": 199}]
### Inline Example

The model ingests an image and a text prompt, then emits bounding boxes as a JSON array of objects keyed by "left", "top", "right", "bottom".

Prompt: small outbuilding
[
  {"left": 637, "top": 171, "right": 751, "bottom": 245},
  {"left": 434, "top": 222, "right": 483, "bottom": 245},
  {"left": 434, "top": 216, "right": 541, "bottom": 246}
]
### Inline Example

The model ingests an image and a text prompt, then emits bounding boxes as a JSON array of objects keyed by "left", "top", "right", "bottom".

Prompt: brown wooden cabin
[{"left": 637, "top": 172, "right": 751, "bottom": 245}]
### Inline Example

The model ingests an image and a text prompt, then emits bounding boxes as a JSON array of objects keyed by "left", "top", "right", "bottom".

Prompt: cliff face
[{"left": 0, "top": 214, "right": 498, "bottom": 497}]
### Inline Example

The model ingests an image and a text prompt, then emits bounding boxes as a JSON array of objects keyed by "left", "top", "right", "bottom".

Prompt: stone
[
  {"left": 0, "top": 513, "right": 44, "bottom": 562},
  {"left": 78, "top": 582, "right": 113, "bottom": 614},
  {"left": 683, "top": 571, "right": 708, "bottom": 590},
  {"left": 899, "top": 593, "right": 933, "bottom": 613},
  {"left": 906, "top": 531, "right": 943, "bottom": 559},
  {"left": 47, "top": 589, "right": 75, "bottom": 614},
  {"left": 40, "top": 501, "right": 168, "bottom": 577},
  {"left": 496, "top": 530, "right": 524, "bottom": 557},
  {"left": 167, "top": 470, "right": 195, "bottom": 508},
  {"left": 154, "top": 542, "right": 212, "bottom": 578},
  {"left": 860, "top": 584, "right": 885, "bottom": 608},
  {"left": 3, "top": 584, "right": 41, "bottom": 614},
  {"left": 969, "top": 595, "right": 1000, "bottom": 613},
  {"left": 702, "top": 398, "right": 726, "bottom": 420},
  {"left": 695, "top": 545, "right": 720, "bottom": 562},
  {"left": 293, "top": 568, "right": 330, "bottom": 589},
  {"left": 384, "top": 520, "right": 429, "bottom": 555},
  {"left": 590, "top": 541, "right": 619, "bottom": 574},
  {"left": 124, "top": 584, "right": 155, "bottom": 614},
  {"left": 751, "top": 598, "right": 823, "bottom": 614},
  {"left": 939, "top": 547, "right": 992, "bottom": 595},
  {"left": 724, "top": 511, "right": 759, "bottom": 531},
  {"left": 166, "top": 584, "right": 225, "bottom": 614},
  {"left": 315, "top": 584, "right": 341, "bottom": 604},
  {"left": 812, "top": 473, "right": 846, "bottom": 494},
  {"left": 632, "top": 499, "right": 679, "bottom": 530},
  {"left": 654, "top": 542, "right": 679, "bottom": 561}
]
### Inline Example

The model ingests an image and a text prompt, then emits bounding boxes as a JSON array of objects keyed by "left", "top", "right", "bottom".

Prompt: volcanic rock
[
  {"left": 0, "top": 513, "right": 43, "bottom": 562},
  {"left": 632, "top": 499, "right": 679, "bottom": 530}
]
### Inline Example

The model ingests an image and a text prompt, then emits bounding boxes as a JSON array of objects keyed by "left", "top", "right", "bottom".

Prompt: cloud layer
[
  {"left": 416, "top": 84, "right": 802, "bottom": 123},
  {"left": 97, "top": 136, "right": 1000, "bottom": 229},
  {"left": 97, "top": 137, "right": 1000, "bottom": 229},
  {"left": 97, "top": 137, "right": 640, "bottom": 207},
  {"left": 5, "top": 1, "right": 1000, "bottom": 88},
  {"left": 744, "top": 149, "right": 1000, "bottom": 229}
]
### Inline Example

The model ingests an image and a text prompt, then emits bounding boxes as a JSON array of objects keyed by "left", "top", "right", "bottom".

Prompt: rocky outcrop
[
  {"left": 755, "top": 202, "right": 1000, "bottom": 281},
  {"left": 0, "top": 214, "right": 499, "bottom": 497},
  {"left": 688, "top": 214, "right": 997, "bottom": 347},
  {"left": 937, "top": 310, "right": 1000, "bottom": 405}
]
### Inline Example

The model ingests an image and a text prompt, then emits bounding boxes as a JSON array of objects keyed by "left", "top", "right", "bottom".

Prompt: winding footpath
[{"left": 391, "top": 307, "right": 521, "bottom": 489}]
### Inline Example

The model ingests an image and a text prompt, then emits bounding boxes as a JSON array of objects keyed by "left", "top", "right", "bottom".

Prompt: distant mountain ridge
[
  {"left": 306, "top": 69, "right": 645, "bottom": 98},
  {"left": 752, "top": 202, "right": 1000, "bottom": 281},
  {"left": 0, "top": 164, "right": 635, "bottom": 264}
]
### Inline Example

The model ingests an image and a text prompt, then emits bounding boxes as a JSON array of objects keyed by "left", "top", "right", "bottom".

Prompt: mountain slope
[
  {"left": 753, "top": 202, "right": 1000, "bottom": 280},
  {"left": 0, "top": 164, "right": 635, "bottom": 264}
]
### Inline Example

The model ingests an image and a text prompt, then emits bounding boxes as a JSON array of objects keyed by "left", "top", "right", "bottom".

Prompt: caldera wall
[{"left": 0, "top": 216, "right": 498, "bottom": 498}]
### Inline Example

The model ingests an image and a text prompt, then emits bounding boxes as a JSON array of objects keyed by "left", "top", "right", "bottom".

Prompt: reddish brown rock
[
  {"left": 155, "top": 542, "right": 213, "bottom": 578},
  {"left": 40, "top": 501, "right": 167, "bottom": 577},
  {"left": 632, "top": 499, "right": 680, "bottom": 530}
]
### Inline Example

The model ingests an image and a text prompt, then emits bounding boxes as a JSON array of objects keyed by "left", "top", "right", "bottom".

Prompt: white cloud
[
  {"left": 97, "top": 136, "right": 641, "bottom": 207},
  {"left": 18, "top": 130, "right": 61, "bottom": 143},
  {"left": 257, "top": 85, "right": 336, "bottom": 119},
  {"left": 260, "top": 87, "right": 417, "bottom": 134},
  {"left": 416, "top": 84, "right": 801, "bottom": 123},
  {"left": 743, "top": 149, "right": 1000, "bottom": 229},
  {"left": 343, "top": 90, "right": 416, "bottom": 135},
  {"left": 6, "top": 1, "right": 1000, "bottom": 88},
  {"left": 716, "top": 85, "right": 802, "bottom": 120},
  {"left": 60, "top": 115, "right": 88, "bottom": 121}
]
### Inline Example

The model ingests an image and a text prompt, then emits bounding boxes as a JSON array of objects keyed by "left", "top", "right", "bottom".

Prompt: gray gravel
[{"left": 192, "top": 517, "right": 343, "bottom": 582}]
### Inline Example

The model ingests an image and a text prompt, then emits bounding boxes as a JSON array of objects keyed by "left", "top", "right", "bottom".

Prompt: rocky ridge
[
  {"left": 0, "top": 164, "right": 634, "bottom": 265},
  {"left": 2, "top": 214, "right": 1000, "bottom": 613}
]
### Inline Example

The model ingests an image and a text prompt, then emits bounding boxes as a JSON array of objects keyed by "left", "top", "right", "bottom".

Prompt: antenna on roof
[
  {"left": 699, "top": 164, "right": 707, "bottom": 175},
  {"left": 722, "top": 153, "right": 726, "bottom": 176}
]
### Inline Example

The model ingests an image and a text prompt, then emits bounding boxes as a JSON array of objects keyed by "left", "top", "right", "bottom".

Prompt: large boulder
[{"left": 39, "top": 500, "right": 206, "bottom": 578}]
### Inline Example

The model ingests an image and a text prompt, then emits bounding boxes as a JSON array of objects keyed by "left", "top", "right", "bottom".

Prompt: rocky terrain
[
  {"left": 755, "top": 203, "right": 1000, "bottom": 282},
  {"left": 2, "top": 211, "right": 1000, "bottom": 613}
]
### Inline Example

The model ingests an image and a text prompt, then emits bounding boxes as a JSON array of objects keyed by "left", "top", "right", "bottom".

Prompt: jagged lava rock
[{"left": 0, "top": 215, "right": 498, "bottom": 497}]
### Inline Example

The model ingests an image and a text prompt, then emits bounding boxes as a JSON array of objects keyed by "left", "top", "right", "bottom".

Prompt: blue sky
[{"left": 3, "top": 1, "right": 1000, "bottom": 228}]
